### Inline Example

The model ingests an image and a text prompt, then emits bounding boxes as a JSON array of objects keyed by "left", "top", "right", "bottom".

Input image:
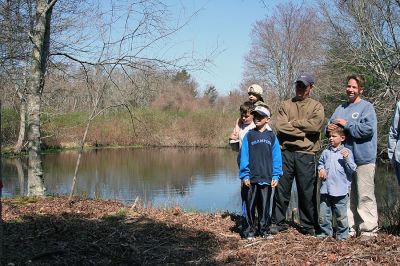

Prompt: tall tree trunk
[
  {"left": 14, "top": 94, "right": 27, "bottom": 154},
  {"left": 27, "top": 94, "right": 45, "bottom": 195},
  {"left": 26, "top": 0, "right": 56, "bottom": 196}
]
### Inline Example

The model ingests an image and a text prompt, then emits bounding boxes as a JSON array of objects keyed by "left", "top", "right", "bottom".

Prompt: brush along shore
[{"left": 1, "top": 196, "right": 399, "bottom": 265}]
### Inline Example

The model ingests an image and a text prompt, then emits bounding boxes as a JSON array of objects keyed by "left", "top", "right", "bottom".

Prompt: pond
[{"left": 1, "top": 147, "right": 399, "bottom": 215}]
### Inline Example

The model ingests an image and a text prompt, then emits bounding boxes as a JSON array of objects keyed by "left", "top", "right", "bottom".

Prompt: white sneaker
[{"left": 349, "top": 228, "right": 356, "bottom": 237}]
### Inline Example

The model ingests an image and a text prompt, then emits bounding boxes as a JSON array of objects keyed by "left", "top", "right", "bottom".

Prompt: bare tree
[
  {"left": 24, "top": 0, "right": 57, "bottom": 196},
  {"left": 244, "top": 2, "right": 325, "bottom": 101},
  {"left": 1, "top": 0, "right": 213, "bottom": 197},
  {"left": 0, "top": 0, "right": 35, "bottom": 153},
  {"left": 319, "top": 0, "right": 400, "bottom": 106},
  {"left": 65, "top": 1, "right": 209, "bottom": 199}
]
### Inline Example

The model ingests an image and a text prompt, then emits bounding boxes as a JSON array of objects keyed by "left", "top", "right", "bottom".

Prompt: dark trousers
[
  {"left": 272, "top": 150, "right": 317, "bottom": 230},
  {"left": 394, "top": 160, "right": 400, "bottom": 185},
  {"left": 242, "top": 183, "right": 273, "bottom": 236}
]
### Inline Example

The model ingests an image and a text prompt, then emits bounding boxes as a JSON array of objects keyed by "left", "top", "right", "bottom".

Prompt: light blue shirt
[
  {"left": 329, "top": 99, "right": 377, "bottom": 165},
  {"left": 318, "top": 145, "right": 357, "bottom": 197}
]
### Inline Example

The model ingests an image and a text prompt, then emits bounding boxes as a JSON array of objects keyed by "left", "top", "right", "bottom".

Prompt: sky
[{"left": 167, "top": 0, "right": 277, "bottom": 95}]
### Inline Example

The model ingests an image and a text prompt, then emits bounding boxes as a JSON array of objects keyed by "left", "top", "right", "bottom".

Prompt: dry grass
[{"left": 41, "top": 108, "right": 236, "bottom": 149}]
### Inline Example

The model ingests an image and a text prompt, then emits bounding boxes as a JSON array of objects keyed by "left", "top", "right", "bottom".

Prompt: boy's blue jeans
[{"left": 319, "top": 194, "right": 349, "bottom": 240}]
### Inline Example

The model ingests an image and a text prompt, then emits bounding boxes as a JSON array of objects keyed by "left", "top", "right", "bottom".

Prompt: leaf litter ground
[{"left": 2, "top": 196, "right": 400, "bottom": 265}]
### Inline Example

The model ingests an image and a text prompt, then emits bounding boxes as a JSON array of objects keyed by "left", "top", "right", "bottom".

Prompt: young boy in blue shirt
[
  {"left": 317, "top": 127, "right": 357, "bottom": 240},
  {"left": 239, "top": 104, "right": 282, "bottom": 239}
]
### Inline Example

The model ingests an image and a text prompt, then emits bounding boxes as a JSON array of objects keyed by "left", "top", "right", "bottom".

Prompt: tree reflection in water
[{"left": 1, "top": 148, "right": 399, "bottom": 215}]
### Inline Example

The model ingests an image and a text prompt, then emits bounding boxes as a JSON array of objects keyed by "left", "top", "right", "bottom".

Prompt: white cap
[
  {"left": 252, "top": 106, "right": 271, "bottom": 117},
  {"left": 247, "top": 84, "right": 263, "bottom": 96}
]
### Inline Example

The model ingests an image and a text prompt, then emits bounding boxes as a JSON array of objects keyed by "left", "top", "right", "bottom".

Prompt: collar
[
  {"left": 329, "top": 144, "right": 344, "bottom": 152},
  {"left": 256, "top": 124, "right": 272, "bottom": 132}
]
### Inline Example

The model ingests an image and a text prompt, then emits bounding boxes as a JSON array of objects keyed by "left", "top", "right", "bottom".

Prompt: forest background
[{"left": 1, "top": 0, "right": 399, "bottom": 194}]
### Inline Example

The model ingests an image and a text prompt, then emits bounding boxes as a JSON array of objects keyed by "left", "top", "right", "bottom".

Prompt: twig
[
  {"left": 130, "top": 196, "right": 140, "bottom": 210},
  {"left": 243, "top": 240, "right": 262, "bottom": 248}
]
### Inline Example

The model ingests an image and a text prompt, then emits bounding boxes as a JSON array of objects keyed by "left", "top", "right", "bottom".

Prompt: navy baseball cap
[{"left": 296, "top": 73, "right": 315, "bottom": 86}]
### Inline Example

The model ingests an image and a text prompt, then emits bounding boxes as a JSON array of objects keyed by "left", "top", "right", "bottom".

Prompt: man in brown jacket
[{"left": 270, "top": 73, "right": 324, "bottom": 236}]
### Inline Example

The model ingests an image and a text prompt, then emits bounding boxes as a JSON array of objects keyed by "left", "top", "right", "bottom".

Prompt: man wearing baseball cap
[{"left": 271, "top": 73, "right": 324, "bottom": 236}]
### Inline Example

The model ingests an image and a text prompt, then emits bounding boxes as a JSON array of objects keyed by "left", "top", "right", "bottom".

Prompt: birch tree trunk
[
  {"left": 14, "top": 93, "right": 27, "bottom": 154},
  {"left": 26, "top": 0, "right": 57, "bottom": 196}
]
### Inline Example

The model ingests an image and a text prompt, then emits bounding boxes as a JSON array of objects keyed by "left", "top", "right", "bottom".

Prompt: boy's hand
[
  {"left": 271, "top": 180, "right": 278, "bottom": 187},
  {"left": 341, "top": 149, "right": 349, "bottom": 158},
  {"left": 319, "top": 169, "right": 327, "bottom": 180},
  {"left": 243, "top": 179, "right": 250, "bottom": 187},
  {"left": 230, "top": 132, "right": 239, "bottom": 140}
]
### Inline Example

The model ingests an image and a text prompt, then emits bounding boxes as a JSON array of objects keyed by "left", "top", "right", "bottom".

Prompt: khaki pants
[{"left": 348, "top": 163, "right": 379, "bottom": 234}]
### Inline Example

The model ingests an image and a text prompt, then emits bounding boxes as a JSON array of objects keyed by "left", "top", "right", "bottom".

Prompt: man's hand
[
  {"left": 244, "top": 179, "right": 250, "bottom": 187},
  {"left": 327, "top": 123, "right": 339, "bottom": 131},
  {"left": 334, "top": 118, "right": 347, "bottom": 127},
  {"left": 271, "top": 180, "right": 278, "bottom": 187}
]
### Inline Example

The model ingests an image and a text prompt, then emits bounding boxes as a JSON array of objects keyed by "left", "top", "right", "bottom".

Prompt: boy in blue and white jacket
[
  {"left": 239, "top": 104, "right": 282, "bottom": 239},
  {"left": 318, "top": 127, "right": 357, "bottom": 240}
]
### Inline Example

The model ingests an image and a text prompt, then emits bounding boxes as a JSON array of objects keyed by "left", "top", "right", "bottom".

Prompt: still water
[{"left": 1, "top": 148, "right": 399, "bottom": 214}]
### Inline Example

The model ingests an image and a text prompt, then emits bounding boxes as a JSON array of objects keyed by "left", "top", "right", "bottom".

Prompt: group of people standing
[{"left": 229, "top": 73, "right": 386, "bottom": 241}]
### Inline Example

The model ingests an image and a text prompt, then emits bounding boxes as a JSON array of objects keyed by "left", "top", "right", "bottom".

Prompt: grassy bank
[
  {"left": 1, "top": 108, "right": 237, "bottom": 150},
  {"left": 1, "top": 196, "right": 400, "bottom": 265}
]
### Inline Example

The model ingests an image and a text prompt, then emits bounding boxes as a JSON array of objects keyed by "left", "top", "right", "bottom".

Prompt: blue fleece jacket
[
  {"left": 239, "top": 128, "right": 282, "bottom": 184},
  {"left": 329, "top": 99, "right": 377, "bottom": 165}
]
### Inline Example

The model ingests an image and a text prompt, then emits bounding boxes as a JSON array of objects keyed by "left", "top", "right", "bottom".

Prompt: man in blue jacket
[
  {"left": 388, "top": 100, "right": 400, "bottom": 185},
  {"left": 327, "top": 74, "right": 378, "bottom": 240},
  {"left": 240, "top": 104, "right": 282, "bottom": 239}
]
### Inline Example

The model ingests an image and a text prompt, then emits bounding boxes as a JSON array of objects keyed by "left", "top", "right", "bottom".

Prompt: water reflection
[
  {"left": 2, "top": 148, "right": 242, "bottom": 212},
  {"left": 1, "top": 148, "right": 399, "bottom": 214}
]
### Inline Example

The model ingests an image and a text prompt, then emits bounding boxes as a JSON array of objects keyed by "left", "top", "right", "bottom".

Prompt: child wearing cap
[
  {"left": 239, "top": 103, "right": 282, "bottom": 239},
  {"left": 229, "top": 83, "right": 264, "bottom": 150},
  {"left": 247, "top": 84, "right": 264, "bottom": 103},
  {"left": 317, "top": 127, "right": 357, "bottom": 240}
]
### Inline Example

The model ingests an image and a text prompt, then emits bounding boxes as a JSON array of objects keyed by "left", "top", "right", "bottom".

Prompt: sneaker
[
  {"left": 270, "top": 223, "right": 288, "bottom": 235},
  {"left": 316, "top": 234, "right": 328, "bottom": 239},
  {"left": 349, "top": 228, "right": 356, "bottom": 237},
  {"left": 359, "top": 232, "right": 377, "bottom": 241},
  {"left": 262, "top": 232, "right": 274, "bottom": 240},
  {"left": 243, "top": 232, "right": 256, "bottom": 240},
  {"left": 300, "top": 227, "right": 315, "bottom": 236}
]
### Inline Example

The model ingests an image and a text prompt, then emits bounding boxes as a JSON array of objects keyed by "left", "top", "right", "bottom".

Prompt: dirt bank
[{"left": 1, "top": 197, "right": 399, "bottom": 265}]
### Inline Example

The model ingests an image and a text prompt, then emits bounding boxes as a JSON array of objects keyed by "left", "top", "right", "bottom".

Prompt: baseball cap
[
  {"left": 251, "top": 106, "right": 271, "bottom": 117},
  {"left": 247, "top": 84, "right": 263, "bottom": 96},
  {"left": 296, "top": 73, "right": 315, "bottom": 87}
]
